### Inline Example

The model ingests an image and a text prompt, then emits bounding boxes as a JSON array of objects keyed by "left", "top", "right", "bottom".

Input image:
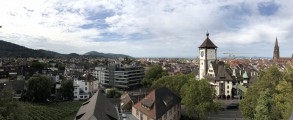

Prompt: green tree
[
  {"left": 254, "top": 89, "right": 274, "bottom": 120},
  {"left": 57, "top": 64, "right": 65, "bottom": 71},
  {"left": 0, "top": 86, "right": 22, "bottom": 120},
  {"left": 60, "top": 80, "right": 74, "bottom": 101},
  {"left": 152, "top": 73, "right": 193, "bottom": 96},
  {"left": 106, "top": 88, "right": 121, "bottom": 98},
  {"left": 181, "top": 79, "right": 220, "bottom": 119},
  {"left": 273, "top": 80, "right": 293, "bottom": 120},
  {"left": 30, "top": 60, "right": 48, "bottom": 70},
  {"left": 240, "top": 66, "right": 293, "bottom": 120},
  {"left": 26, "top": 74, "right": 51, "bottom": 102},
  {"left": 141, "top": 65, "right": 167, "bottom": 86}
]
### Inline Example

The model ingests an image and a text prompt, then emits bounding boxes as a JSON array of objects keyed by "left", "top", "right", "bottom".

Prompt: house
[
  {"left": 120, "top": 93, "right": 138, "bottom": 112},
  {"left": 132, "top": 87, "right": 181, "bottom": 120},
  {"left": 206, "top": 61, "right": 235, "bottom": 99},
  {"left": 75, "top": 89, "right": 119, "bottom": 120},
  {"left": 73, "top": 74, "right": 99, "bottom": 100}
]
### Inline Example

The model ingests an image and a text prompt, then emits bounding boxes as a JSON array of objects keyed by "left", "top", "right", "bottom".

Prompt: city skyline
[{"left": 0, "top": 0, "right": 293, "bottom": 58}]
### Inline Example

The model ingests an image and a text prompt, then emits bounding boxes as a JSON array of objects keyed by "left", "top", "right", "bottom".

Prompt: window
[
  {"left": 227, "top": 81, "right": 229, "bottom": 84},
  {"left": 227, "top": 91, "right": 229, "bottom": 93},
  {"left": 80, "top": 96, "right": 83, "bottom": 98},
  {"left": 85, "top": 82, "right": 87, "bottom": 85},
  {"left": 74, "top": 96, "right": 77, "bottom": 98},
  {"left": 227, "top": 86, "right": 229, "bottom": 89},
  {"left": 85, "top": 87, "right": 87, "bottom": 91}
]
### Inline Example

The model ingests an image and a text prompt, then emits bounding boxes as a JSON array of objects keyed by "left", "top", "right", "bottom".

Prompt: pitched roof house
[
  {"left": 132, "top": 87, "right": 181, "bottom": 120},
  {"left": 75, "top": 89, "right": 119, "bottom": 120}
]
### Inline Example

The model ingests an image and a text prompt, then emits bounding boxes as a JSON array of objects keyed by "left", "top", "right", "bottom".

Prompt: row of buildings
[
  {"left": 75, "top": 87, "right": 181, "bottom": 120},
  {"left": 64, "top": 62, "right": 144, "bottom": 100}
]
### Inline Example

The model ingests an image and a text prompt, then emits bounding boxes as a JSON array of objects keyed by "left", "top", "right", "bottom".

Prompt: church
[
  {"left": 273, "top": 37, "right": 293, "bottom": 64},
  {"left": 198, "top": 33, "right": 255, "bottom": 99}
]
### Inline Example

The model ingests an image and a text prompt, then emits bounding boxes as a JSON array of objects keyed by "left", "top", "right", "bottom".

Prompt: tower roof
[
  {"left": 199, "top": 32, "right": 218, "bottom": 48},
  {"left": 275, "top": 37, "right": 279, "bottom": 47}
]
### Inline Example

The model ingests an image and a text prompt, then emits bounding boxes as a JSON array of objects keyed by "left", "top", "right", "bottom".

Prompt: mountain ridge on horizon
[{"left": 0, "top": 40, "right": 132, "bottom": 58}]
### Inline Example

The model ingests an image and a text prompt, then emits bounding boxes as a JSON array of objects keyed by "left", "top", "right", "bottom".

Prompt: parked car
[{"left": 226, "top": 103, "right": 239, "bottom": 109}]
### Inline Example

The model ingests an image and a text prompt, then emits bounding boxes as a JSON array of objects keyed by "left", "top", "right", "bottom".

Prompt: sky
[{"left": 0, "top": 0, "right": 293, "bottom": 58}]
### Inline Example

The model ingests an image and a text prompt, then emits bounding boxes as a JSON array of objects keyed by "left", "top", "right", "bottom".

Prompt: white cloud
[{"left": 0, "top": 0, "right": 293, "bottom": 57}]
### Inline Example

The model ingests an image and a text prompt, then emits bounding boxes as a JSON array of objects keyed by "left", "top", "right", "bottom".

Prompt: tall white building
[{"left": 199, "top": 32, "right": 218, "bottom": 79}]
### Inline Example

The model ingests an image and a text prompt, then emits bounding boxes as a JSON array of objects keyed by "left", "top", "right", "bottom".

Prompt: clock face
[{"left": 201, "top": 51, "right": 204, "bottom": 57}]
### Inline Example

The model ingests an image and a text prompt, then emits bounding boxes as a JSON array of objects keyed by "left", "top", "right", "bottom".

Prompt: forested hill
[
  {"left": 0, "top": 40, "right": 132, "bottom": 58},
  {"left": 0, "top": 40, "right": 49, "bottom": 57}
]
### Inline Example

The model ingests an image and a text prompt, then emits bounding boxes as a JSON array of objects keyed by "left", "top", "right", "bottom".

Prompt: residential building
[
  {"left": 120, "top": 93, "right": 138, "bottom": 112},
  {"left": 73, "top": 74, "right": 99, "bottom": 100},
  {"left": 132, "top": 87, "right": 181, "bottom": 120}
]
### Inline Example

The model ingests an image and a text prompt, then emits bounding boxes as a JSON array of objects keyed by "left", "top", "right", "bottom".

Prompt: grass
[{"left": 19, "top": 101, "right": 84, "bottom": 120}]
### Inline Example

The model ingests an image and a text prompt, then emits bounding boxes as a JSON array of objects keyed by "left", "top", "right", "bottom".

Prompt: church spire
[
  {"left": 273, "top": 37, "right": 280, "bottom": 61},
  {"left": 275, "top": 37, "right": 279, "bottom": 47}
]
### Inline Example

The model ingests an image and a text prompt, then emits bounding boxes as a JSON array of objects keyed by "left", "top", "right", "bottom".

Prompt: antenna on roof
[{"left": 206, "top": 30, "right": 209, "bottom": 38}]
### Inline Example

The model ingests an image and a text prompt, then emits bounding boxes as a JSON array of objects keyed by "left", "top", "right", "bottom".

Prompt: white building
[
  {"left": 199, "top": 32, "right": 218, "bottom": 80},
  {"left": 73, "top": 74, "right": 99, "bottom": 100}
]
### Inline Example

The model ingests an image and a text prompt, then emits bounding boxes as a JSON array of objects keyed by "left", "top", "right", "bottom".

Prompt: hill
[
  {"left": 0, "top": 40, "right": 50, "bottom": 57},
  {"left": 0, "top": 40, "right": 132, "bottom": 58},
  {"left": 84, "top": 51, "right": 132, "bottom": 58}
]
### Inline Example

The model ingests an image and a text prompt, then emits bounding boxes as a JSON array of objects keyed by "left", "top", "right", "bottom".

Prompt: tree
[
  {"left": 254, "top": 89, "right": 274, "bottom": 120},
  {"left": 60, "top": 80, "right": 74, "bottom": 101},
  {"left": 30, "top": 60, "right": 48, "bottom": 70},
  {"left": 141, "top": 65, "right": 167, "bottom": 86},
  {"left": 106, "top": 88, "right": 121, "bottom": 98},
  {"left": 181, "top": 79, "right": 220, "bottom": 119},
  {"left": 26, "top": 74, "right": 51, "bottom": 102},
  {"left": 240, "top": 66, "right": 293, "bottom": 120},
  {"left": 152, "top": 73, "right": 193, "bottom": 96},
  {"left": 273, "top": 80, "right": 293, "bottom": 120},
  {"left": 0, "top": 86, "right": 22, "bottom": 120}
]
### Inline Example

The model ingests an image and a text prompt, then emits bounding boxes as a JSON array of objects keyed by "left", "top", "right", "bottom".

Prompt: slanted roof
[
  {"left": 210, "top": 61, "right": 234, "bottom": 81},
  {"left": 133, "top": 87, "right": 181, "bottom": 119},
  {"left": 75, "top": 89, "right": 118, "bottom": 120},
  {"left": 199, "top": 33, "right": 218, "bottom": 48},
  {"left": 120, "top": 93, "right": 138, "bottom": 108}
]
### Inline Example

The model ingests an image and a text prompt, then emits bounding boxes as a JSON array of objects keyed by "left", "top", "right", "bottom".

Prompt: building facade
[
  {"left": 96, "top": 63, "right": 144, "bottom": 89},
  {"left": 199, "top": 32, "right": 218, "bottom": 80}
]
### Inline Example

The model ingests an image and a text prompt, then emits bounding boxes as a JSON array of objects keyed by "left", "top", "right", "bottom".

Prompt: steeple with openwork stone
[{"left": 273, "top": 37, "right": 280, "bottom": 61}]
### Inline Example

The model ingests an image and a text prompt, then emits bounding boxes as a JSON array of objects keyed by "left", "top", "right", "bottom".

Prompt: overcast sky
[{"left": 0, "top": 0, "right": 293, "bottom": 58}]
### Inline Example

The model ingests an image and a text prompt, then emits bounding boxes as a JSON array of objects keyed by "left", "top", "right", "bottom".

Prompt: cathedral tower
[{"left": 273, "top": 37, "right": 280, "bottom": 61}]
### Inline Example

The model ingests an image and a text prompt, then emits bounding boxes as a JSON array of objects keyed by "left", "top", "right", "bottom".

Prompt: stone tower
[
  {"left": 199, "top": 32, "right": 217, "bottom": 80},
  {"left": 273, "top": 37, "right": 280, "bottom": 61}
]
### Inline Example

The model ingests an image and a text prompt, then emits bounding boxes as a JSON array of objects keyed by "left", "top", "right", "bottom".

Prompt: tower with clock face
[{"left": 198, "top": 32, "right": 217, "bottom": 80}]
